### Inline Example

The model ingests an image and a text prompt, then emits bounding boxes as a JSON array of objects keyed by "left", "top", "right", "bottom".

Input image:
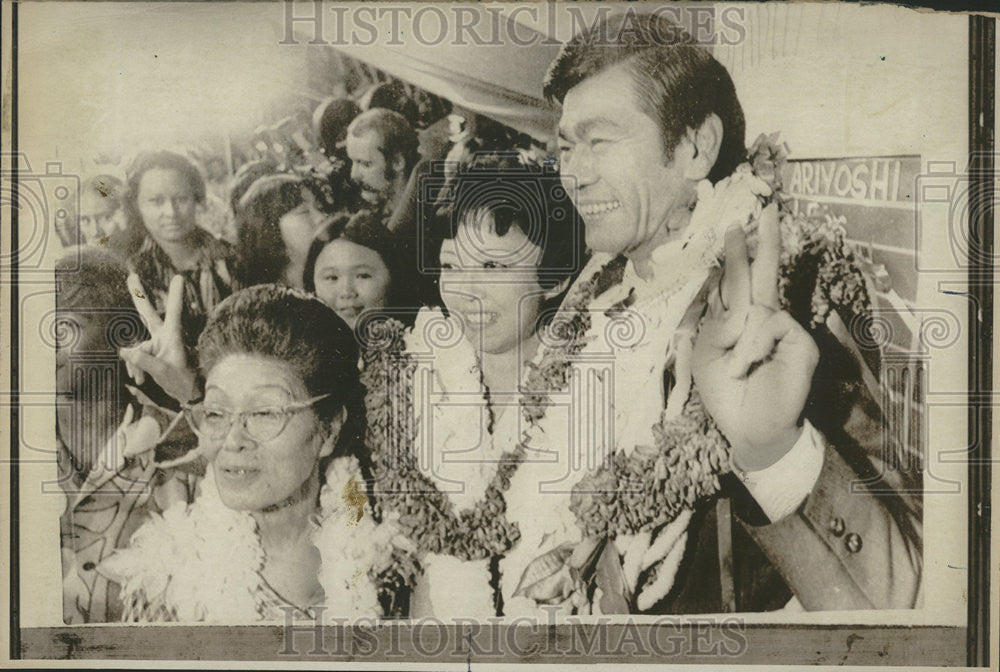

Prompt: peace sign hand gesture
[
  {"left": 691, "top": 204, "right": 819, "bottom": 472},
  {"left": 120, "top": 274, "right": 198, "bottom": 404}
]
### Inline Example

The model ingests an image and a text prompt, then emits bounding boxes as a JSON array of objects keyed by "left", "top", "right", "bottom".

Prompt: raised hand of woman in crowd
[
  {"left": 692, "top": 203, "right": 820, "bottom": 472},
  {"left": 120, "top": 274, "right": 198, "bottom": 404}
]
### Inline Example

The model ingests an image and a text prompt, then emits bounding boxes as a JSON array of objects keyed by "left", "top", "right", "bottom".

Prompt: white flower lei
[
  {"left": 400, "top": 306, "right": 515, "bottom": 618},
  {"left": 101, "top": 455, "right": 400, "bottom": 623},
  {"left": 403, "top": 307, "right": 514, "bottom": 512},
  {"left": 500, "top": 166, "right": 772, "bottom": 617}
]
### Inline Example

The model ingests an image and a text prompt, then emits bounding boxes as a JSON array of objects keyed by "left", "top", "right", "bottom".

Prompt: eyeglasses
[{"left": 182, "top": 394, "right": 332, "bottom": 442}]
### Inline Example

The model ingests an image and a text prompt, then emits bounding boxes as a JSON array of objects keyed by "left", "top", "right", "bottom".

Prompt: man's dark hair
[
  {"left": 543, "top": 11, "right": 746, "bottom": 183},
  {"left": 55, "top": 246, "right": 147, "bottom": 354},
  {"left": 56, "top": 245, "right": 134, "bottom": 313},
  {"left": 347, "top": 108, "right": 420, "bottom": 176},
  {"left": 366, "top": 82, "right": 420, "bottom": 127}
]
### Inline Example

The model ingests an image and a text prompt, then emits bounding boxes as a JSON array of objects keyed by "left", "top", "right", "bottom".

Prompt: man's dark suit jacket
[{"left": 650, "top": 325, "right": 923, "bottom": 613}]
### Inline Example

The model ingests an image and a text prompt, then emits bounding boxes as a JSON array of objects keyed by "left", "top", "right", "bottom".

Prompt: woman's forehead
[
  {"left": 317, "top": 238, "right": 388, "bottom": 267},
  {"left": 205, "top": 354, "right": 305, "bottom": 397},
  {"left": 138, "top": 167, "right": 190, "bottom": 192}
]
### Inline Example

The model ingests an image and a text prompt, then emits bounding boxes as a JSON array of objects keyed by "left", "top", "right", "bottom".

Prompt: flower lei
[
  {"left": 361, "top": 133, "right": 875, "bottom": 617},
  {"left": 500, "top": 253, "right": 733, "bottom": 614},
  {"left": 360, "top": 313, "right": 524, "bottom": 563},
  {"left": 501, "top": 133, "right": 875, "bottom": 613},
  {"left": 100, "top": 455, "right": 404, "bottom": 623},
  {"left": 564, "top": 133, "right": 875, "bottom": 540},
  {"left": 361, "top": 307, "right": 531, "bottom": 615}
]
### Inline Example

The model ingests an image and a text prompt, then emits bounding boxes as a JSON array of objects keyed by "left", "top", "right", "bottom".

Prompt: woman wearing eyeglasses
[{"left": 101, "top": 285, "right": 411, "bottom": 623}]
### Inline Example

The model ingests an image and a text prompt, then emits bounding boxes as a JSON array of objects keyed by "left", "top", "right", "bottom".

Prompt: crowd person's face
[
  {"left": 79, "top": 189, "right": 119, "bottom": 241},
  {"left": 278, "top": 193, "right": 324, "bottom": 289},
  {"left": 312, "top": 239, "right": 392, "bottom": 328},
  {"left": 439, "top": 210, "right": 545, "bottom": 355},
  {"left": 201, "top": 354, "right": 332, "bottom": 512},
  {"left": 557, "top": 63, "right": 691, "bottom": 257},
  {"left": 136, "top": 168, "right": 198, "bottom": 246},
  {"left": 346, "top": 130, "right": 395, "bottom": 207},
  {"left": 55, "top": 310, "right": 119, "bottom": 475}
]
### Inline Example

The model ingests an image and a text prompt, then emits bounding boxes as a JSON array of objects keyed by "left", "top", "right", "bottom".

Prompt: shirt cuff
[{"left": 734, "top": 420, "right": 825, "bottom": 522}]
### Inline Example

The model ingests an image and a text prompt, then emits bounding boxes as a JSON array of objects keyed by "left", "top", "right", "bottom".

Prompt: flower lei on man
[
  {"left": 500, "top": 132, "right": 875, "bottom": 616},
  {"left": 99, "top": 455, "right": 407, "bottom": 622},
  {"left": 361, "top": 133, "right": 874, "bottom": 617}
]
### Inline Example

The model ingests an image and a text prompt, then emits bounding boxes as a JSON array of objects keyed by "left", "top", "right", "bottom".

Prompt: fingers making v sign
[
  {"left": 120, "top": 274, "right": 198, "bottom": 404},
  {"left": 691, "top": 203, "right": 820, "bottom": 472}
]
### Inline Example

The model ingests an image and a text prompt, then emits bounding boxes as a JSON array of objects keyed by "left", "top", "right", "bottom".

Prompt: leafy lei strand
[
  {"left": 361, "top": 132, "right": 874, "bottom": 570},
  {"left": 360, "top": 256, "right": 622, "bottom": 563},
  {"left": 362, "top": 321, "right": 523, "bottom": 561},
  {"left": 567, "top": 135, "right": 876, "bottom": 540}
]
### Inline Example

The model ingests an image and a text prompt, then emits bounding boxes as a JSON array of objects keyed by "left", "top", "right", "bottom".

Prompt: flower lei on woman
[
  {"left": 362, "top": 133, "right": 874, "bottom": 616},
  {"left": 361, "top": 308, "right": 533, "bottom": 616},
  {"left": 100, "top": 455, "right": 405, "bottom": 623},
  {"left": 360, "top": 311, "right": 526, "bottom": 559}
]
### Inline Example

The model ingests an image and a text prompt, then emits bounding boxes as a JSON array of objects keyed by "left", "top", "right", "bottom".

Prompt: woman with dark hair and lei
[
  {"left": 303, "top": 209, "right": 420, "bottom": 332},
  {"left": 112, "top": 150, "right": 235, "bottom": 352},
  {"left": 358, "top": 153, "right": 588, "bottom": 617},
  {"left": 231, "top": 173, "right": 327, "bottom": 290},
  {"left": 101, "top": 285, "right": 413, "bottom": 622}
]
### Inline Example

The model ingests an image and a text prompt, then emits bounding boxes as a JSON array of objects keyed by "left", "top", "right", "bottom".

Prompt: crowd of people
[{"left": 58, "top": 12, "right": 921, "bottom": 624}]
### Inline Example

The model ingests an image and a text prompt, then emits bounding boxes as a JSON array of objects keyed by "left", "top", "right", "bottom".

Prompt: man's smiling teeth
[{"left": 578, "top": 200, "right": 622, "bottom": 216}]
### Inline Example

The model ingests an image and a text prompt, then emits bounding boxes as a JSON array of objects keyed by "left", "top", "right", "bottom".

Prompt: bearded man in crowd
[{"left": 345, "top": 108, "right": 420, "bottom": 225}]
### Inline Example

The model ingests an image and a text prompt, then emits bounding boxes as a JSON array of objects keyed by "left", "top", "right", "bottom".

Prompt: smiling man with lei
[
  {"left": 494, "top": 11, "right": 922, "bottom": 616},
  {"left": 364, "top": 13, "right": 921, "bottom": 618}
]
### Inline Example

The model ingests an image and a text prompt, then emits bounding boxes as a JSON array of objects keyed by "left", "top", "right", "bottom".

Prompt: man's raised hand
[{"left": 691, "top": 204, "right": 819, "bottom": 472}]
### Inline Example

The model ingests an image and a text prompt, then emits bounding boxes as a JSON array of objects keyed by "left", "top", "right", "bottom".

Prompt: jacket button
[
  {"left": 828, "top": 517, "right": 846, "bottom": 537},
  {"left": 845, "top": 533, "right": 863, "bottom": 553}
]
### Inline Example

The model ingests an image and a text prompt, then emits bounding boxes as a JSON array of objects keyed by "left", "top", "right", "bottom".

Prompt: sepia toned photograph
[{"left": 1, "top": 0, "right": 993, "bottom": 668}]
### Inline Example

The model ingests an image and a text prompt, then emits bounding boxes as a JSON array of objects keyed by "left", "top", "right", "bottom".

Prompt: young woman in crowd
[
  {"left": 303, "top": 210, "right": 418, "bottom": 331},
  {"left": 113, "top": 150, "right": 235, "bottom": 350},
  {"left": 232, "top": 173, "right": 327, "bottom": 290},
  {"left": 360, "top": 154, "right": 587, "bottom": 617},
  {"left": 101, "top": 285, "right": 409, "bottom": 622}
]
